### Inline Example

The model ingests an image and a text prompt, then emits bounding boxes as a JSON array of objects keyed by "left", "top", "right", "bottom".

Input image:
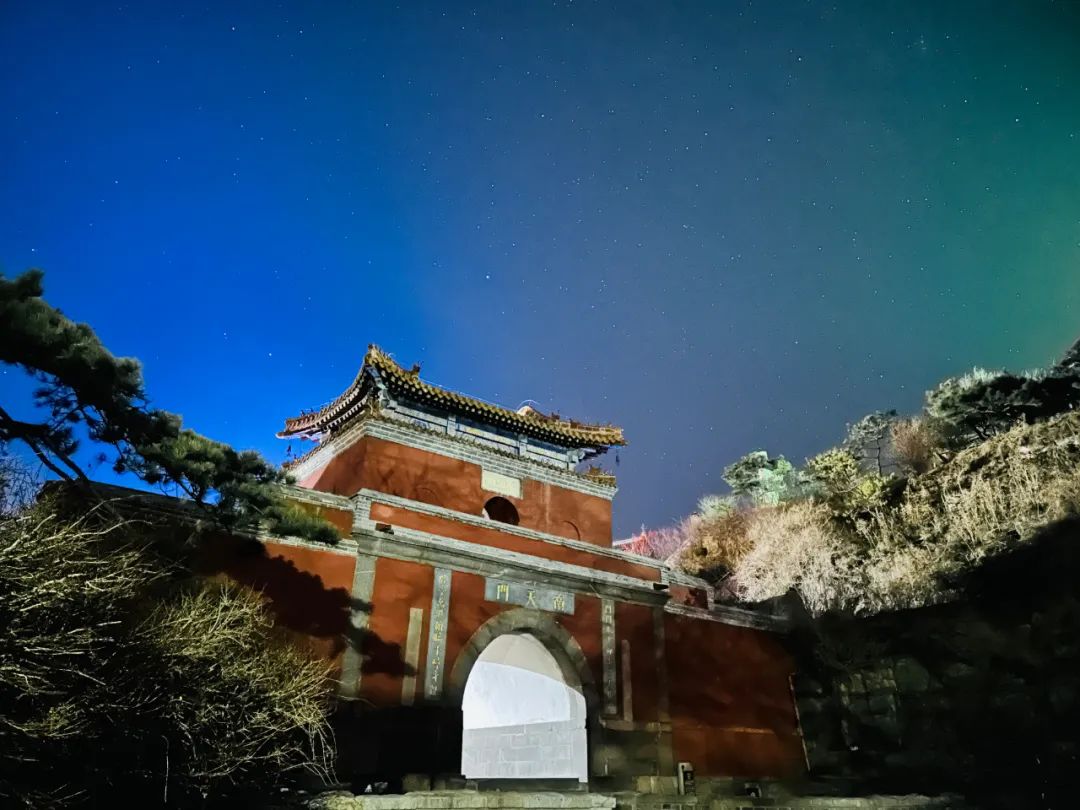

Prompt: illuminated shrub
[
  {"left": 890, "top": 417, "right": 942, "bottom": 475},
  {"left": 0, "top": 497, "right": 333, "bottom": 806}
]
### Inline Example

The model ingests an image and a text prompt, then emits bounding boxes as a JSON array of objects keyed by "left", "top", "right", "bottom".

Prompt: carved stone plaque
[
  {"left": 484, "top": 577, "right": 575, "bottom": 615},
  {"left": 424, "top": 567, "right": 452, "bottom": 700}
]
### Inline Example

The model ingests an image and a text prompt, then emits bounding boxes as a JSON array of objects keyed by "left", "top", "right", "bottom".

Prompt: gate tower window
[{"left": 483, "top": 496, "right": 519, "bottom": 526}]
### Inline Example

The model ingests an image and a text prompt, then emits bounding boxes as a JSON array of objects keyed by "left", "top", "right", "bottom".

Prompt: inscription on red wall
[{"left": 483, "top": 577, "right": 575, "bottom": 614}]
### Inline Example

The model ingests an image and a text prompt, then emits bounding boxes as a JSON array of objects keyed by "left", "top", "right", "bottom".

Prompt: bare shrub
[
  {"left": 696, "top": 493, "right": 735, "bottom": 519},
  {"left": 0, "top": 502, "right": 153, "bottom": 742},
  {"left": 0, "top": 450, "right": 40, "bottom": 516},
  {"left": 890, "top": 417, "right": 941, "bottom": 475},
  {"left": 144, "top": 584, "right": 334, "bottom": 790},
  {"left": 936, "top": 444, "right": 1079, "bottom": 563},
  {"left": 0, "top": 498, "right": 333, "bottom": 807},
  {"left": 731, "top": 502, "right": 863, "bottom": 615},
  {"left": 860, "top": 541, "right": 947, "bottom": 612},
  {"left": 678, "top": 508, "right": 753, "bottom": 579},
  {"left": 725, "top": 497, "right": 955, "bottom": 615},
  {"left": 854, "top": 508, "right": 954, "bottom": 613}
]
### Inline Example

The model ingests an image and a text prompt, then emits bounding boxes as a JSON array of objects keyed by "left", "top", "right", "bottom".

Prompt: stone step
[
  {"left": 613, "top": 796, "right": 961, "bottom": 810},
  {"left": 303, "top": 790, "right": 961, "bottom": 810},
  {"left": 307, "top": 791, "right": 616, "bottom": 810}
]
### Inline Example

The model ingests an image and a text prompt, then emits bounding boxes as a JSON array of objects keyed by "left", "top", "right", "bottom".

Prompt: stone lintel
[
  {"left": 256, "top": 525, "right": 787, "bottom": 629},
  {"left": 663, "top": 599, "right": 789, "bottom": 633},
  {"left": 352, "top": 525, "right": 669, "bottom": 608}
]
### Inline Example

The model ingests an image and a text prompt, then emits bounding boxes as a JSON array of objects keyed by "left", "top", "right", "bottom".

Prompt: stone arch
[
  {"left": 448, "top": 608, "right": 597, "bottom": 710},
  {"left": 448, "top": 608, "right": 598, "bottom": 782}
]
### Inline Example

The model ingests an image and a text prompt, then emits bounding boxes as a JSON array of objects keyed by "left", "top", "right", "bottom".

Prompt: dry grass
[
  {"left": 853, "top": 511, "right": 954, "bottom": 613},
  {"left": 899, "top": 415, "right": 1080, "bottom": 564}
]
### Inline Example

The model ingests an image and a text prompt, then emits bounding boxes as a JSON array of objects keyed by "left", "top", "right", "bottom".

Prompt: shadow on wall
[
  {"left": 196, "top": 535, "right": 412, "bottom": 677},
  {"left": 199, "top": 537, "right": 464, "bottom": 788}
]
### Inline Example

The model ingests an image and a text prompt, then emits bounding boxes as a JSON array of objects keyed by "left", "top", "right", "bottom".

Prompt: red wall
[
  {"left": 444, "top": 569, "right": 503, "bottom": 673},
  {"left": 199, "top": 434, "right": 806, "bottom": 782},
  {"left": 300, "top": 436, "right": 613, "bottom": 546},
  {"left": 556, "top": 592, "right": 604, "bottom": 690},
  {"left": 615, "top": 602, "right": 662, "bottom": 723},
  {"left": 664, "top": 613, "right": 804, "bottom": 778},
  {"left": 202, "top": 533, "right": 803, "bottom": 780},
  {"left": 361, "top": 556, "right": 434, "bottom": 705}
]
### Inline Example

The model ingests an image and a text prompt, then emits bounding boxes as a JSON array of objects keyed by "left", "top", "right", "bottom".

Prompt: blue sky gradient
[{"left": 3, "top": 2, "right": 1079, "bottom": 535}]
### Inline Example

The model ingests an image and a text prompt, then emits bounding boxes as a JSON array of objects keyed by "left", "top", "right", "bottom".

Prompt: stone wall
[
  {"left": 462, "top": 720, "right": 588, "bottom": 781},
  {"left": 791, "top": 519, "right": 1080, "bottom": 808}
]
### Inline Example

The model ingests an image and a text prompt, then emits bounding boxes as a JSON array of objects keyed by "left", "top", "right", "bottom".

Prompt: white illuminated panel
[{"left": 481, "top": 468, "right": 522, "bottom": 499}]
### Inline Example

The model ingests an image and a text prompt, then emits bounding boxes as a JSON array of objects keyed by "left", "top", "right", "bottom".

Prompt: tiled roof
[{"left": 279, "top": 345, "right": 626, "bottom": 449}]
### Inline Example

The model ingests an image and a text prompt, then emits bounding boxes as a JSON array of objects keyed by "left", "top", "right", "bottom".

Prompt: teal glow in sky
[{"left": 2, "top": 2, "right": 1079, "bottom": 535}]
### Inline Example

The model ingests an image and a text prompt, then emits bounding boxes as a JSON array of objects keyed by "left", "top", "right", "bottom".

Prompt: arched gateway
[
  {"left": 231, "top": 346, "right": 805, "bottom": 791},
  {"left": 456, "top": 615, "right": 591, "bottom": 781}
]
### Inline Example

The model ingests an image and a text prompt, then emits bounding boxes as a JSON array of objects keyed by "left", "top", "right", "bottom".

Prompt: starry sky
[{"left": 2, "top": 2, "right": 1080, "bottom": 537}]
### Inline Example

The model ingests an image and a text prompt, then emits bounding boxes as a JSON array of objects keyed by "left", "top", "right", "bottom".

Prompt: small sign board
[
  {"left": 484, "top": 578, "right": 575, "bottom": 615},
  {"left": 677, "top": 761, "right": 696, "bottom": 795}
]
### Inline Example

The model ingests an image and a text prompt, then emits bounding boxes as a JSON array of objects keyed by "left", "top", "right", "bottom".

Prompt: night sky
[{"left": 3, "top": 2, "right": 1079, "bottom": 537}]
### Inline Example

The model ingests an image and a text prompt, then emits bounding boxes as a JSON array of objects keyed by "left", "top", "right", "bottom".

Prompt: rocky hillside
[{"left": 791, "top": 513, "right": 1080, "bottom": 808}]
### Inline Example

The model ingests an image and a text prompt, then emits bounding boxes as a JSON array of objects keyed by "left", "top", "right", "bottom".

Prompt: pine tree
[
  {"left": 1057, "top": 336, "right": 1080, "bottom": 371},
  {"left": 842, "top": 409, "right": 898, "bottom": 475},
  {"left": 0, "top": 269, "right": 337, "bottom": 545},
  {"left": 722, "top": 450, "right": 815, "bottom": 506},
  {"left": 925, "top": 352, "right": 1080, "bottom": 450}
]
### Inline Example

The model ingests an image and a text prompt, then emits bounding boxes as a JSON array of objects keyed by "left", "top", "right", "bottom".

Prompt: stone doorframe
[{"left": 447, "top": 608, "right": 600, "bottom": 781}]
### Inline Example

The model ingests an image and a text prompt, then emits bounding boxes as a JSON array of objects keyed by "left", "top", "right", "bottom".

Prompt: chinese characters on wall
[
  {"left": 601, "top": 598, "right": 618, "bottom": 715},
  {"left": 424, "top": 568, "right": 452, "bottom": 699},
  {"left": 483, "top": 578, "right": 575, "bottom": 615}
]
